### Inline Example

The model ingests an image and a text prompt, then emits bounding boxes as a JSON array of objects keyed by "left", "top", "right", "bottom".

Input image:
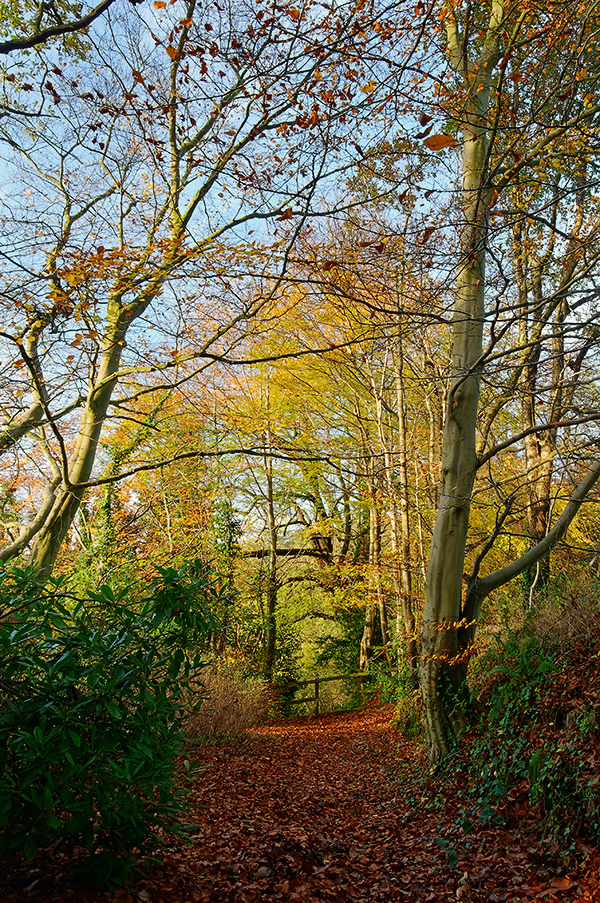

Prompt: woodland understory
[{"left": 4, "top": 685, "right": 600, "bottom": 903}]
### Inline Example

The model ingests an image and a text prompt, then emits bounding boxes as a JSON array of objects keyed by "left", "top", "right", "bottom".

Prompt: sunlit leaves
[{"left": 422, "top": 133, "right": 457, "bottom": 150}]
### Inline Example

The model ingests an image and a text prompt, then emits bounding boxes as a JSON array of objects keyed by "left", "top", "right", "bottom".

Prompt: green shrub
[
  {"left": 0, "top": 561, "right": 219, "bottom": 887},
  {"left": 466, "top": 632, "right": 557, "bottom": 802}
]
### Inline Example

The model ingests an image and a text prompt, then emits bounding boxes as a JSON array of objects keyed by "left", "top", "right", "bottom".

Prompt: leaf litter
[{"left": 1, "top": 702, "right": 599, "bottom": 901}]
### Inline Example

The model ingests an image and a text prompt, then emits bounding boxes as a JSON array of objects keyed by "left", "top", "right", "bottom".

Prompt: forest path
[
  {"left": 4, "top": 703, "right": 597, "bottom": 902},
  {"left": 158, "top": 703, "right": 595, "bottom": 903}
]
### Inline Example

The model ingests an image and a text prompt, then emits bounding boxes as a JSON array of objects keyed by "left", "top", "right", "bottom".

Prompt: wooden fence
[{"left": 279, "top": 672, "right": 374, "bottom": 716}]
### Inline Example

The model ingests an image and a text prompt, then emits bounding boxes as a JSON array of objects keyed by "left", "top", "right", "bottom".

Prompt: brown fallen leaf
[{"left": 423, "top": 133, "right": 458, "bottom": 150}]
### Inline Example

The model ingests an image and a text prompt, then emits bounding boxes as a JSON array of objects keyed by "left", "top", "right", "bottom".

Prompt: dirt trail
[{"left": 3, "top": 704, "right": 599, "bottom": 902}]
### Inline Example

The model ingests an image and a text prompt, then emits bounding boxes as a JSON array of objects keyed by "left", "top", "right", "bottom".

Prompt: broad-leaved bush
[{"left": 0, "top": 560, "right": 222, "bottom": 886}]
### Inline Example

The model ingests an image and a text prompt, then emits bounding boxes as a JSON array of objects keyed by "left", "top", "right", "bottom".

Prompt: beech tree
[
  {"left": 0, "top": 0, "right": 132, "bottom": 55},
  {"left": 419, "top": 0, "right": 600, "bottom": 761}
]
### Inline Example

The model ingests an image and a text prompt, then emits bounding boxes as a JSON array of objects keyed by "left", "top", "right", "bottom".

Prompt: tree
[
  {"left": 0, "top": 0, "right": 134, "bottom": 55},
  {"left": 419, "top": 0, "right": 600, "bottom": 760}
]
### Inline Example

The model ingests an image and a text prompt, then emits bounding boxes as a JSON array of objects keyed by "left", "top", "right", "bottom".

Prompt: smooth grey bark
[
  {"left": 263, "top": 428, "right": 279, "bottom": 680},
  {"left": 27, "top": 304, "right": 137, "bottom": 574},
  {"left": 393, "top": 334, "right": 417, "bottom": 672},
  {"left": 510, "top": 174, "right": 594, "bottom": 599},
  {"left": 360, "top": 491, "right": 382, "bottom": 671},
  {"left": 420, "top": 0, "right": 505, "bottom": 761},
  {"left": 0, "top": 0, "right": 119, "bottom": 55}
]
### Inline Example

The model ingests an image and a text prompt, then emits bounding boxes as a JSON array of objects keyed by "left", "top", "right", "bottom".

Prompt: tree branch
[
  {"left": 0, "top": 0, "right": 123, "bottom": 55},
  {"left": 477, "top": 414, "right": 600, "bottom": 469},
  {"left": 467, "top": 457, "right": 600, "bottom": 619}
]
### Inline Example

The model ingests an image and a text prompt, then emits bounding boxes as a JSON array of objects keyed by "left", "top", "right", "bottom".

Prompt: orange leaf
[
  {"left": 289, "top": 7, "right": 300, "bottom": 18},
  {"left": 489, "top": 189, "right": 499, "bottom": 207},
  {"left": 154, "top": 1, "right": 166, "bottom": 6},
  {"left": 180, "top": 17, "right": 193, "bottom": 26},
  {"left": 423, "top": 133, "right": 457, "bottom": 150},
  {"left": 322, "top": 261, "right": 341, "bottom": 271},
  {"left": 421, "top": 227, "right": 435, "bottom": 243},
  {"left": 166, "top": 45, "right": 178, "bottom": 60},
  {"left": 131, "top": 70, "right": 144, "bottom": 84},
  {"left": 360, "top": 78, "right": 376, "bottom": 93},
  {"left": 277, "top": 208, "right": 294, "bottom": 221}
]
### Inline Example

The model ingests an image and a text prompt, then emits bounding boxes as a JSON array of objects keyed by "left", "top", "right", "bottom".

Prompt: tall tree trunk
[
  {"left": 511, "top": 171, "right": 589, "bottom": 602},
  {"left": 28, "top": 316, "right": 128, "bottom": 575},
  {"left": 263, "top": 428, "right": 278, "bottom": 680},
  {"left": 420, "top": 1, "right": 504, "bottom": 761},
  {"left": 370, "top": 350, "right": 408, "bottom": 666},
  {"left": 393, "top": 334, "right": 417, "bottom": 673},
  {"left": 360, "top": 478, "right": 383, "bottom": 670}
]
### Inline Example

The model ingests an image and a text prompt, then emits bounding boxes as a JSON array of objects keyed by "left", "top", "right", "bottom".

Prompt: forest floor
[{"left": 3, "top": 702, "right": 600, "bottom": 903}]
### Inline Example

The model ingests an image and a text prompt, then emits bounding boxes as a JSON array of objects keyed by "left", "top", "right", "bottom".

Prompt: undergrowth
[
  {"left": 390, "top": 590, "right": 600, "bottom": 859},
  {"left": 463, "top": 595, "right": 600, "bottom": 847},
  {"left": 0, "top": 560, "right": 221, "bottom": 888},
  {"left": 185, "top": 660, "right": 271, "bottom": 740}
]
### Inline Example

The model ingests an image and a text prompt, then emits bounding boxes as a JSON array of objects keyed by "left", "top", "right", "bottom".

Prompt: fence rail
[{"left": 279, "top": 672, "right": 374, "bottom": 715}]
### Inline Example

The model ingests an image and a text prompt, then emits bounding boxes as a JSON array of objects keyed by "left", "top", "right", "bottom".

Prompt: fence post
[
  {"left": 314, "top": 674, "right": 320, "bottom": 715},
  {"left": 357, "top": 674, "right": 364, "bottom": 707}
]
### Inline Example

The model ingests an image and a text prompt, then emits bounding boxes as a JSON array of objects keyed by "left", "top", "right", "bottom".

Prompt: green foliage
[
  {"left": 376, "top": 661, "right": 423, "bottom": 742},
  {"left": 212, "top": 500, "right": 242, "bottom": 559},
  {"left": 465, "top": 625, "right": 600, "bottom": 845},
  {"left": 272, "top": 630, "right": 302, "bottom": 688},
  {"left": 315, "top": 601, "right": 363, "bottom": 676},
  {"left": 268, "top": 620, "right": 303, "bottom": 716},
  {"left": 0, "top": 561, "right": 219, "bottom": 887},
  {"left": 465, "top": 632, "right": 558, "bottom": 817}
]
